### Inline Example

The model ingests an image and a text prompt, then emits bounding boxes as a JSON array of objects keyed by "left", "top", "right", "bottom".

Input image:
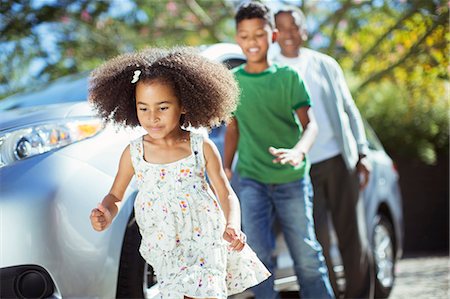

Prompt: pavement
[
  {"left": 388, "top": 253, "right": 449, "bottom": 299},
  {"left": 231, "top": 253, "right": 449, "bottom": 299}
]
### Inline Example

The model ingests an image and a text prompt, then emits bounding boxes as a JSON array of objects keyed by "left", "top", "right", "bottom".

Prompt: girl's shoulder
[
  {"left": 129, "top": 135, "right": 144, "bottom": 147},
  {"left": 128, "top": 135, "right": 145, "bottom": 158},
  {"left": 187, "top": 128, "right": 208, "bottom": 142},
  {"left": 188, "top": 128, "right": 216, "bottom": 159}
]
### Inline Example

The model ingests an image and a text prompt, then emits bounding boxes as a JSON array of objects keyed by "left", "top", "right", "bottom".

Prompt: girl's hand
[
  {"left": 223, "top": 224, "right": 246, "bottom": 252},
  {"left": 90, "top": 203, "right": 113, "bottom": 231},
  {"left": 269, "top": 146, "right": 305, "bottom": 167}
]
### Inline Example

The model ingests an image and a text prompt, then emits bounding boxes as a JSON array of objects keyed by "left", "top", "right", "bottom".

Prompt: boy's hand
[
  {"left": 269, "top": 146, "right": 305, "bottom": 167},
  {"left": 90, "top": 203, "right": 113, "bottom": 231},
  {"left": 223, "top": 224, "right": 246, "bottom": 252},
  {"left": 224, "top": 168, "right": 233, "bottom": 181}
]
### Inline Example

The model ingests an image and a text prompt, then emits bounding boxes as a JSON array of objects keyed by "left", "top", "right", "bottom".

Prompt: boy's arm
[
  {"left": 270, "top": 106, "right": 318, "bottom": 166},
  {"left": 91, "top": 145, "right": 134, "bottom": 231},
  {"left": 223, "top": 117, "right": 239, "bottom": 179},
  {"left": 294, "top": 106, "right": 318, "bottom": 155}
]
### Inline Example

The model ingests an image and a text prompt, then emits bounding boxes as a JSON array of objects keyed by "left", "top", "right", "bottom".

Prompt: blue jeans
[{"left": 239, "top": 176, "right": 334, "bottom": 299}]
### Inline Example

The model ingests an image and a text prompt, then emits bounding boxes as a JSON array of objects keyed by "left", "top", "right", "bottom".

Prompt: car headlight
[{"left": 0, "top": 118, "right": 103, "bottom": 168}]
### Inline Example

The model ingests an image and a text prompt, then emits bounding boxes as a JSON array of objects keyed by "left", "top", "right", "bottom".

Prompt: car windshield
[
  {"left": 0, "top": 71, "right": 90, "bottom": 111},
  {"left": 0, "top": 43, "right": 246, "bottom": 112}
]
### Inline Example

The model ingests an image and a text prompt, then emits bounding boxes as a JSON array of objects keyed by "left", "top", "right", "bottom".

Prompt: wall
[{"left": 393, "top": 152, "right": 449, "bottom": 254}]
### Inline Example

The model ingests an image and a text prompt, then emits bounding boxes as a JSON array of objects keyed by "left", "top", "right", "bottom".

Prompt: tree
[
  {"left": 0, "top": 0, "right": 235, "bottom": 98},
  {"left": 1, "top": 0, "right": 448, "bottom": 164},
  {"left": 299, "top": 0, "right": 448, "bottom": 164}
]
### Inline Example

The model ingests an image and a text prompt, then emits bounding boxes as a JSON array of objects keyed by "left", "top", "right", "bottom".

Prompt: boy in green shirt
[{"left": 224, "top": 2, "right": 334, "bottom": 299}]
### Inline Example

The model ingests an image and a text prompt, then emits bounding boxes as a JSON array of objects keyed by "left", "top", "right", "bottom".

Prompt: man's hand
[
  {"left": 356, "top": 156, "right": 371, "bottom": 190},
  {"left": 269, "top": 146, "right": 305, "bottom": 167},
  {"left": 90, "top": 203, "right": 113, "bottom": 231}
]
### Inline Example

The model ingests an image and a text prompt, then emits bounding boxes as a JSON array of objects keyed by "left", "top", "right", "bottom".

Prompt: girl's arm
[
  {"left": 223, "top": 117, "right": 239, "bottom": 180},
  {"left": 270, "top": 106, "right": 318, "bottom": 166},
  {"left": 90, "top": 145, "right": 135, "bottom": 231},
  {"left": 203, "top": 137, "right": 245, "bottom": 251}
]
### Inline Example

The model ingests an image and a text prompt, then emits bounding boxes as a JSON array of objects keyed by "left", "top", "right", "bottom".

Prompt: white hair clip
[{"left": 131, "top": 70, "right": 141, "bottom": 84}]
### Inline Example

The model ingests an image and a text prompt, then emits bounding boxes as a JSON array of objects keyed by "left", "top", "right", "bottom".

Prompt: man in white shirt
[{"left": 273, "top": 6, "right": 374, "bottom": 299}]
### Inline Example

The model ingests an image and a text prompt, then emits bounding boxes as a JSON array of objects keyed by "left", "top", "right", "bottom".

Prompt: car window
[
  {"left": 222, "top": 58, "right": 246, "bottom": 70},
  {"left": 0, "top": 71, "right": 89, "bottom": 111}
]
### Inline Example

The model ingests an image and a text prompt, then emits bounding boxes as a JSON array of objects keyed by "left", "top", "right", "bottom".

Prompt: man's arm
[
  {"left": 332, "top": 59, "right": 369, "bottom": 155},
  {"left": 331, "top": 59, "right": 371, "bottom": 188}
]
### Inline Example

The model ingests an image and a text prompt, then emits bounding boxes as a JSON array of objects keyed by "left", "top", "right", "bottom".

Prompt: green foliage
[
  {"left": 1, "top": 0, "right": 448, "bottom": 165},
  {"left": 356, "top": 79, "right": 448, "bottom": 165},
  {"left": 311, "top": 0, "right": 449, "bottom": 165},
  {"left": 0, "top": 0, "right": 235, "bottom": 97}
]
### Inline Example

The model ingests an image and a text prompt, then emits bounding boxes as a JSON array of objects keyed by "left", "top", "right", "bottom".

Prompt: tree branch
[
  {"left": 352, "top": 4, "right": 420, "bottom": 71},
  {"left": 183, "top": 0, "right": 213, "bottom": 26},
  {"left": 309, "top": 0, "right": 365, "bottom": 43},
  {"left": 182, "top": 0, "right": 229, "bottom": 42},
  {"left": 355, "top": 13, "right": 447, "bottom": 92},
  {"left": 326, "top": 0, "right": 353, "bottom": 54}
]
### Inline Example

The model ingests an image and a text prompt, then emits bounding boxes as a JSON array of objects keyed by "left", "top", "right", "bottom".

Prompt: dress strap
[
  {"left": 129, "top": 136, "right": 144, "bottom": 170},
  {"left": 190, "top": 131, "right": 205, "bottom": 166}
]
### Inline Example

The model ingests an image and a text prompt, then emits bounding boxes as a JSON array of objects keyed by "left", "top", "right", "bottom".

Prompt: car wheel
[
  {"left": 116, "top": 213, "right": 158, "bottom": 298},
  {"left": 372, "top": 214, "right": 396, "bottom": 298}
]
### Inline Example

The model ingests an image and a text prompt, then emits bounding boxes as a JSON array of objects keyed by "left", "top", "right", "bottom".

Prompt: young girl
[{"left": 88, "top": 47, "right": 270, "bottom": 299}]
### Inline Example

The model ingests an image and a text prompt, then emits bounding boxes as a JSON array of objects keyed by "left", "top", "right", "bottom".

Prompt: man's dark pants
[{"left": 311, "top": 155, "right": 374, "bottom": 299}]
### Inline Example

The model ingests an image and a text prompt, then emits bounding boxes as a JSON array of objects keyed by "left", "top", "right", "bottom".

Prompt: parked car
[{"left": 0, "top": 43, "right": 403, "bottom": 299}]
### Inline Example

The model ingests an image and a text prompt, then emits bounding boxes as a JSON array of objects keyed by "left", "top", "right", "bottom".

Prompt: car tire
[
  {"left": 372, "top": 214, "right": 396, "bottom": 299},
  {"left": 116, "top": 213, "right": 156, "bottom": 298}
]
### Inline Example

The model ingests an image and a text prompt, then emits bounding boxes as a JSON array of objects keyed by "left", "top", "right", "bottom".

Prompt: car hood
[{"left": 0, "top": 102, "right": 96, "bottom": 132}]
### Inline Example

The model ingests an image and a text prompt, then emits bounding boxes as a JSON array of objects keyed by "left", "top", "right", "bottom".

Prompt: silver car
[{"left": 0, "top": 43, "right": 403, "bottom": 299}]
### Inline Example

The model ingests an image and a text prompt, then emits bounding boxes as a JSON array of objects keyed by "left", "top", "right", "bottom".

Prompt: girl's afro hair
[{"left": 88, "top": 46, "right": 239, "bottom": 129}]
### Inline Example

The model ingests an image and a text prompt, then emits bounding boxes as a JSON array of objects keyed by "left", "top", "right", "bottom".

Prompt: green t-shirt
[{"left": 232, "top": 64, "right": 311, "bottom": 184}]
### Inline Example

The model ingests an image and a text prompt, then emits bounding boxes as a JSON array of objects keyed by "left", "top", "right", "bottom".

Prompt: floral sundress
[{"left": 130, "top": 131, "right": 270, "bottom": 299}]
